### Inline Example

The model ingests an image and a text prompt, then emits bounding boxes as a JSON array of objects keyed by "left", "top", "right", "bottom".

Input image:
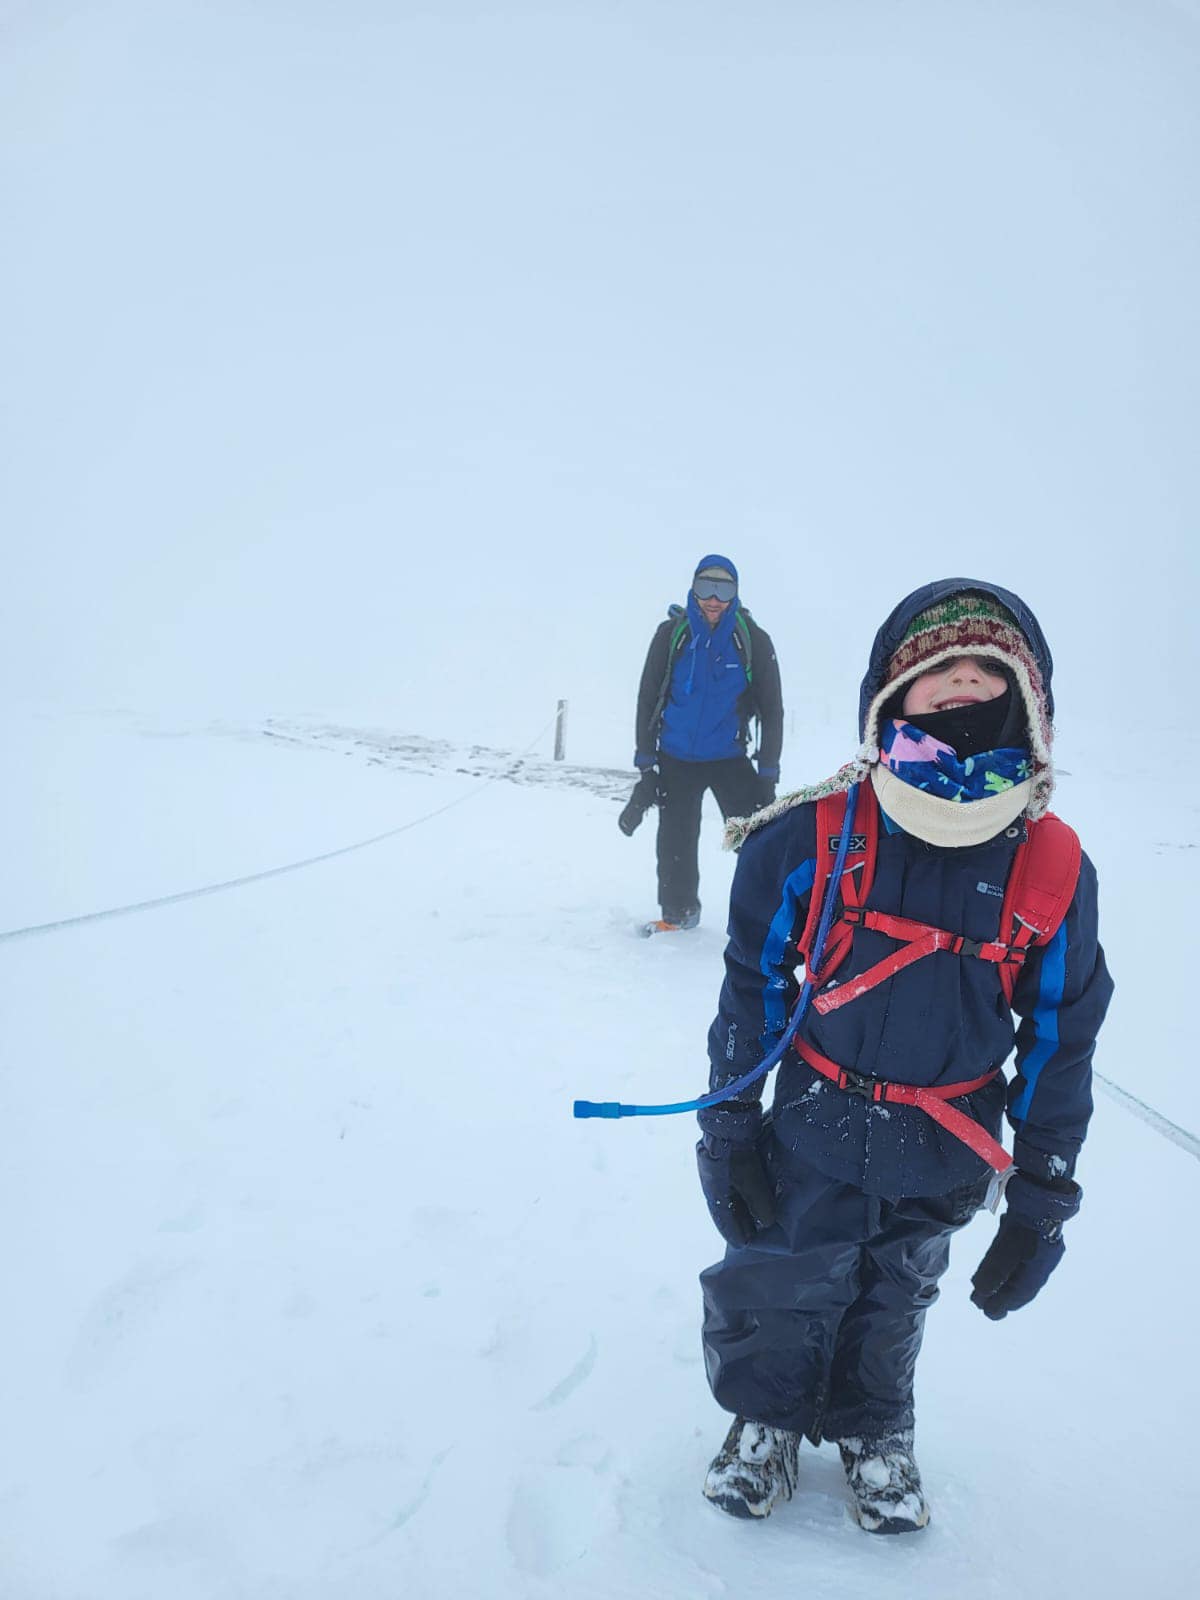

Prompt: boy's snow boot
[
  {"left": 838, "top": 1429, "right": 930, "bottom": 1534},
  {"left": 702, "top": 1416, "right": 800, "bottom": 1519}
]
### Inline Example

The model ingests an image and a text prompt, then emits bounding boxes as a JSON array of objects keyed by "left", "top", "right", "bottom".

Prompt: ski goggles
[{"left": 692, "top": 577, "right": 737, "bottom": 602}]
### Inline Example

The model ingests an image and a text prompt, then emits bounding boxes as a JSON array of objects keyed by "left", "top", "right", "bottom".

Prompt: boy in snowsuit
[
  {"left": 624, "top": 556, "right": 783, "bottom": 933},
  {"left": 696, "top": 580, "right": 1112, "bottom": 1532}
]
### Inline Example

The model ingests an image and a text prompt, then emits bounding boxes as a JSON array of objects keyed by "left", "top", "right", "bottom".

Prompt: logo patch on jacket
[
  {"left": 829, "top": 835, "right": 869, "bottom": 852},
  {"left": 976, "top": 881, "right": 1005, "bottom": 897}
]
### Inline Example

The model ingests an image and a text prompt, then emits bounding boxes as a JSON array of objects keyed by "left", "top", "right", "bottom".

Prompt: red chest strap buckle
[{"left": 811, "top": 908, "right": 1025, "bottom": 1015}]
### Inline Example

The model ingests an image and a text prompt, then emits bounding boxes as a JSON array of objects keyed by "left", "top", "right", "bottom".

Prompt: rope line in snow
[
  {"left": 6, "top": 719, "right": 1198, "bottom": 1169},
  {"left": 0, "top": 714, "right": 557, "bottom": 944},
  {"left": 1094, "top": 1072, "right": 1200, "bottom": 1164}
]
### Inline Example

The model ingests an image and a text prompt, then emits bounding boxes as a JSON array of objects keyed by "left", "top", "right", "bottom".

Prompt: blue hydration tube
[{"left": 574, "top": 780, "right": 863, "bottom": 1120}]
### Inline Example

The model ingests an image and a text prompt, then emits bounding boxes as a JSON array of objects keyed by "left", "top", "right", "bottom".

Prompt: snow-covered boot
[
  {"left": 702, "top": 1416, "right": 800, "bottom": 1519},
  {"left": 838, "top": 1429, "right": 930, "bottom": 1534}
]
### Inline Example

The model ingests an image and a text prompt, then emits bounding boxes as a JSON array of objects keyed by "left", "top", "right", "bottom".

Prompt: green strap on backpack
[
  {"left": 667, "top": 611, "right": 753, "bottom": 682},
  {"left": 647, "top": 609, "right": 757, "bottom": 754}
]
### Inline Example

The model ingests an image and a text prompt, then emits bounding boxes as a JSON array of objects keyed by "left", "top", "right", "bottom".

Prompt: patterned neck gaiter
[{"left": 879, "top": 719, "right": 1031, "bottom": 803}]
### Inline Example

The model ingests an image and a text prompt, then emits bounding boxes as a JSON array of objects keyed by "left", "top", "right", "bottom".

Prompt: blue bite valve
[
  {"left": 574, "top": 1100, "right": 623, "bottom": 1119},
  {"left": 571, "top": 780, "right": 864, "bottom": 1124}
]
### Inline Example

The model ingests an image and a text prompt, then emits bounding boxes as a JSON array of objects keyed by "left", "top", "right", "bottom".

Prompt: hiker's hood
[
  {"left": 680, "top": 553, "right": 742, "bottom": 651},
  {"left": 693, "top": 553, "right": 739, "bottom": 587},
  {"left": 859, "top": 578, "right": 1054, "bottom": 740}
]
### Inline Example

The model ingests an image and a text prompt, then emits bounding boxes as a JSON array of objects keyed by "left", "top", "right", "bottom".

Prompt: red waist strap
[{"left": 795, "top": 1038, "right": 1013, "bottom": 1175}]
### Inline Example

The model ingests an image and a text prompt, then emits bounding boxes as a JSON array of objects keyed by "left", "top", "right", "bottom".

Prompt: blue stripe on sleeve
[
  {"left": 1010, "top": 921, "right": 1068, "bottom": 1123},
  {"left": 760, "top": 858, "right": 815, "bottom": 1044}
]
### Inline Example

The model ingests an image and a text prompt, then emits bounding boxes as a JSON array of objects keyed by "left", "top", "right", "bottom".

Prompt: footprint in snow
[
  {"left": 506, "top": 1461, "right": 617, "bottom": 1578},
  {"left": 65, "top": 1256, "right": 199, "bottom": 1389},
  {"left": 530, "top": 1334, "right": 598, "bottom": 1411}
]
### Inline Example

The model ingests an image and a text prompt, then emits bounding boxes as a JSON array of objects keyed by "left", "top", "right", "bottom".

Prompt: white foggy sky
[{"left": 3, "top": 0, "right": 1197, "bottom": 766}]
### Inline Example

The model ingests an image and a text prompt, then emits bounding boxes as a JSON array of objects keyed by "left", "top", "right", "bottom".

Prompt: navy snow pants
[{"left": 700, "top": 1140, "right": 986, "bottom": 1443}]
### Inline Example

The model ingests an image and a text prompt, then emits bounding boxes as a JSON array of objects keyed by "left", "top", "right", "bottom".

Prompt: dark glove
[
  {"left": 970, "top": 1170, "right": 1081, "bottom": 1321},
  {"left": 618, "top": 770, "right": 661, "bottom": 836},
  {"left": 697, "top": 1129, "right": 777, "bottom": 1247},
  {"left": 755, "top": 765, "right": 779, "bottom": 809}
]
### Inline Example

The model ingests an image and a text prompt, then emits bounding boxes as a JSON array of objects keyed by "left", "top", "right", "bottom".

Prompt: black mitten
[
  {"left": 696, "top": 1132, "right": 777, "bottom": 1247},
  {"left": 970, "top": 1170, "right": 1081, "bottom": 1320},
  {"left": 618, "top": 770, "right": 661, "bottom": 836}
]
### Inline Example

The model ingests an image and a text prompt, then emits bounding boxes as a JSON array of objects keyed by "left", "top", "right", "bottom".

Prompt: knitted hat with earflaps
[
  {"left": 725, "top": 583, "right": 1056, "bottom": 850},
  {"left": 858, "top": 591, "right": 1053, "bottom": 819}
]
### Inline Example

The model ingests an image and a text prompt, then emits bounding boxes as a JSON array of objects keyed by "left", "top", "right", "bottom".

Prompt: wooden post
[{"left": 554, "top": 699, "right": 567, "bottom": 761}]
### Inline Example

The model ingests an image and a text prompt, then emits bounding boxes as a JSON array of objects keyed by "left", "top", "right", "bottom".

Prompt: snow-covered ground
[
  {"left": 2, "top": 710, "right": 1196, "bottom": 1599},
  {"left": 4, "top": 0, "right": 1198, "bottom": 1592}
]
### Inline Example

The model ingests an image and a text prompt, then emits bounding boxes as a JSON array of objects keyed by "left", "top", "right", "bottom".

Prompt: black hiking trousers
[{"left": 656, "top": 753, "right": 760, "bottom": 922}]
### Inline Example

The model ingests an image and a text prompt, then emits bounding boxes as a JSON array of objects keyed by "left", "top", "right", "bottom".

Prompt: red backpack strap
[
  {"left": 796, "top": 785, "right": 878, "bottom": 980},
  {"left": 997, "top": 812, "right": 1082, "bottom": 1003}
]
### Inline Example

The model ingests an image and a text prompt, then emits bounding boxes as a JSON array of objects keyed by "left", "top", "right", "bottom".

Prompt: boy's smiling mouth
[{"left": 933, "top": 697, "right": 984, "bottom": 710}]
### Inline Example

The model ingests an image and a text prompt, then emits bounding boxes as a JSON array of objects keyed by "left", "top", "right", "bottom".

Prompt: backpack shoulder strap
[
  {"left": 734, "top": 612, "right": 753, "bottom": 683},
  {"left": 646, "top": 615, "right": 694, "bottom": 749},
  {"left": 796, "top": 785, "right": 878, "bottom": 975},
  {"left": 997, "top": 812, "right": 1082, "bottom": 1001},
  {"left": 668, "top": 615, "right": 691, "bottom": 656}
]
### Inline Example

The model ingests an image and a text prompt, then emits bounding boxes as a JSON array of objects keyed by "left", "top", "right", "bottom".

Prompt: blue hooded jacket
[
  {"left": 658, "top": 555, "right": 751, "bottom": 763},
  {"left": 699, "top": 579, "right": 1113, "bottom": 1198}
]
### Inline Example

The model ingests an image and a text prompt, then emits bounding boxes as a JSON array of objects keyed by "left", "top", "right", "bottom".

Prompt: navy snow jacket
[
  {"left": 699, "top": 580, "right": 1114, "bottom": 1199},
  {"left": 635, "top": 559, "right": 783, "bottom": 772}
]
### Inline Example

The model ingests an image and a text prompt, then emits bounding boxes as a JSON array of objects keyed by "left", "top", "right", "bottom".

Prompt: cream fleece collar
[
  {"left": 724, "top": 756, "right": 1043, "bottom": 853},
  {"left": 870, "top": 764, "right": 1031, "bottom": 848}
]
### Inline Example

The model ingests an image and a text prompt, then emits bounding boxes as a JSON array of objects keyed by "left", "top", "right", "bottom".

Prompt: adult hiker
[
  {"left": 623, "top": 555, "right": 783, "bottom": 936},
  {"left": 695, "top": 579, "right": 1113, "bottom": 1531}
]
